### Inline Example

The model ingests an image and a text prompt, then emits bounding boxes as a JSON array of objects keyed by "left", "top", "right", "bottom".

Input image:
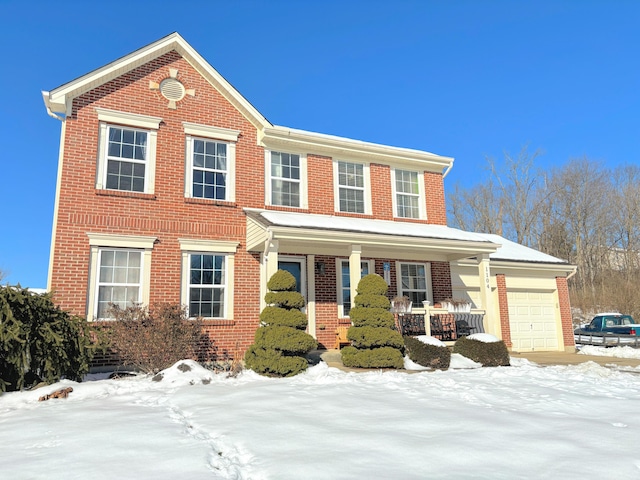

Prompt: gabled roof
[
  {"left": 42, "top": 32, "right": 271, "bottom": 129},
  {"left": 42, "top": 32, "right": 455, "bottom": 172}
]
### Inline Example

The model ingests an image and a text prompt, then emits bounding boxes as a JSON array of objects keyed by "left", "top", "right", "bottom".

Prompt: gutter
[{"left": 42, "top": 91, "right": 64, "bottom": 121}]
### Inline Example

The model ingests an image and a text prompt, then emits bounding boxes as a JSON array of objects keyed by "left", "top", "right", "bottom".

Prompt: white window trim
[
  {"left": 336, "top": 258, "right": 374, "bottom": 318},
  {"left": 182, "top": 122, "right": 241, "bottom": 142},
  {"left": 184, "top": 135, "right": 236, "bottom": 202},
  {"left": 333, "top": 160, "right": 372, "bottom": 215},
  {"left": 396, "top": 261, "right": 432, "bottom": 304},
  {"left": 265, "top": 150, "right": 308, "bottom": 209},
  {"left": 179, "top": 239, "right": 238, "bottom": 319},
  {"left": 95, "top": 108, "right": 161, "bottom": 194},
  {"left": 86, "top": 233, "right": 156, "bottom": 321},
  {"left": 391, "top": 168, "right": 426, "bottom": 220}
]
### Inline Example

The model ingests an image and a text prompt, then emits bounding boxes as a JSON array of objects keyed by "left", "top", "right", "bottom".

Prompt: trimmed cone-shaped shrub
[
  {"left": 452, "top": 336, "right": 510, "bottom": 367},
  {"left": 245, "top": 270, "right": 317, "bottom": 377},
  {"left": 348, "top": 326, "right": 404, "bottom": 349},
  {"left": 403, "top": 336, "right": 451, "bottom": 370},
  {"left": 341, "top": 274, "right": 404, "bottom": 369}
]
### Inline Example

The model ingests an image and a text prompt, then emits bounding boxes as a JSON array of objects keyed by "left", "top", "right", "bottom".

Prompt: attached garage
[
  {"left": 450, "top": 233, "right": 576, "bottom": 352},
  {"left": 507, "top": 290, "right": 559, "bottom": 352}
]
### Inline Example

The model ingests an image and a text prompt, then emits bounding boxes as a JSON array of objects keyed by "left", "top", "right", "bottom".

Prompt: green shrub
[
  {"left": 267, "top": 270, "right": 297, "bottom": 291},
  {"left": 353, "top": 293, "right": 391, "bottom": 309},
  {"left": 260, "top": 307, "right": 307, "bottom": 329},
  {"left": 245, "top": 270, "right": 316, "bottom": 377},
  {"left": 347, "top": 326, "right": 404, "bottom": 349},
  {"left": 244, "top": 345, "right": 308, "bottom": 377},
  {"left": 349, "top": 307, "right": 395, "bottom": 328},
  {"left": 403, "top": 336, "right": 451, "bottom": 370},
  {"left": 452, "top": 336, "right": 510, "bottom": 367},
  {"left": 264, "top": 291, "right": 306, "bottom": 309},
  {"left": 107, "top": 303, "right": 212, "bottom": 374},
  {"left": 254, "top": 326, "right": 318, "bottom": 354},
  {"left": 340, "top": 274, "right": 403, "bottom": 369},
  {"left": 341, "top": 346, "right": 404, "bottom": 369},
  {"left": 0, "top": 285, "right": 97, "bottom": 391},
  {"left": 355, "top": 274, "right": 389, "bottom": 296}
]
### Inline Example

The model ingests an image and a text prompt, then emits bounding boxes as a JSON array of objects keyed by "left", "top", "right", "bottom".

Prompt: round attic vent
[{"left": 159, "top": 77, "right": 185, "bottom": 101}]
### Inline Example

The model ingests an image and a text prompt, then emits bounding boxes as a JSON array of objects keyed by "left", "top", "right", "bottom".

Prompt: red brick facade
[
  {"left": 556, "top": 276, "right": 575, "bottom": 349},
  {"left": 496, "top": 274, "right": 512, "bottom": 348},
  {"left": 46, "top": 35, "right": 575, "bottom": 361},
  {"left": 47, "top": 44, "right": 459, "bottom": 359}
]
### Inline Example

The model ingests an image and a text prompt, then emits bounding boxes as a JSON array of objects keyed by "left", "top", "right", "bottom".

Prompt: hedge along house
[{"left": 42, "top": 33, "right": 576, "bottom": 365}]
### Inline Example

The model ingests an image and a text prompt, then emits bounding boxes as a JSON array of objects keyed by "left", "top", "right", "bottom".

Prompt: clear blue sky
[{"left": 1, "top": 0, "right": 639, "bottom": 288}]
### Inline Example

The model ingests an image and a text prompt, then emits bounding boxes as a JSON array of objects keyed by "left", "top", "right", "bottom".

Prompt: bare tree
[{"left": 448, "top": 181, "right": 504, "bottom": 234}]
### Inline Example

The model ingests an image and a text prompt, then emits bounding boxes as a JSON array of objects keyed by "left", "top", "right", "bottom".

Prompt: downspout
[
  {"left": 42, "top": 91, "right": 65, "bottom": 121},
  {"left": 442, "top": 160, "right": 454, "bottom": 179}
]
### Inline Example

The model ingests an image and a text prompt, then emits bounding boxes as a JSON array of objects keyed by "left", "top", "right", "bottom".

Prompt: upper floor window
[
  {"left": 335, "top": 161, "right": 370, "bottom": 214},
  {"left": 95, "top": 108, "right": 161, "bottom": 194},
  {"left": 106, "top": 127, "right": 147, "bottom": 192},
  {"left": 191, "top": 139, "right": 227, "bottom": 200},
  {"left": 267, "top": 151, "right": 307, "bottom": 208},
  {"left": 183, "top": 122, "right": 239, "bottom": 202},
  {"left": 392, "top": 169, "right": 425, "bottom": 219}
]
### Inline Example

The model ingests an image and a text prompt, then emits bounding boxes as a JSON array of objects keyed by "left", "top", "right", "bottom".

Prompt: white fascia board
[
  {"left": 259, "top": 126, "right": 453, "bottom": 172},
  {"left": 455, "top": 258, "right": 577, "bottom": 276},
  {"left": 255, "top": 224, "right": 499, "bottom": 261},
  {"left": 43, "top": 32, "right": 271, "bottom": 129}
]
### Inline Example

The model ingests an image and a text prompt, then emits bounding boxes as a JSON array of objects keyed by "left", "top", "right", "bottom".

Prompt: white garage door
[{"left": 508, "top": 291, "right": 559, "bottom": 352}]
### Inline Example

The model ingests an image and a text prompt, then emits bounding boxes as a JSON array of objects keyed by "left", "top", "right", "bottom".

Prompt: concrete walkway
[{"left": 308, "top": 349, "right": 640, "bottom": 372}]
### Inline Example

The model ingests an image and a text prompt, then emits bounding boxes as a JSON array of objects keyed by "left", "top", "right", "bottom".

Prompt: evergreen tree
[{"left": 0, "top": 285, "right": 96, "bottom": 391}]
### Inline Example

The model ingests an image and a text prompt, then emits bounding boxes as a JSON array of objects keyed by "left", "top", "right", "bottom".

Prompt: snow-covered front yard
[{"left": 2, "top": 350, "right": 640, "bottom": 479}]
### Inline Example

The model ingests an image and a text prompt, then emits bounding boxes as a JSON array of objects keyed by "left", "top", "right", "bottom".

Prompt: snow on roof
[
  {"left": 256, "top": 210, "right": 492, "bottom": 244},
  {"left": 252, "top": 210, "right": 569, "bottom": 265},
  {"left": 475, "top": 233, "right": 569, "bottom": 264}
]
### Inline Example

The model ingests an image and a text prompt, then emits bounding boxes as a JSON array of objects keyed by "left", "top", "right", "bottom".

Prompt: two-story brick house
[{"left": 43, "top": 33, "right": 576, "bottom": 362}]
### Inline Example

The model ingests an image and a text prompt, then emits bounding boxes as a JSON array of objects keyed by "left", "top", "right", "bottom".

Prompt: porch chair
[
  {"left": 398, "top": 314, "right": 426, "bottom": 336},
  {"left": 430, "top": 316, "right": 454, "bottom": 341},
  {"left": 455, "top": 319, "right": 475, "bottom": 337},
  {"left": 334, "top": 326, "right": 351, "bottom": 350}
]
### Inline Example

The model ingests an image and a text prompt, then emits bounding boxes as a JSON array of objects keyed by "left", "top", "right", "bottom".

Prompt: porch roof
[{"left": 245, "top": 209, "right": 500, "bottom": 262}]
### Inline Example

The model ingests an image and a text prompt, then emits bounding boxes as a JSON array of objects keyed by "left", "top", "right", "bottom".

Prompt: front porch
[{"left": 395, "top": 310, "right": 486, "bottom": 342}]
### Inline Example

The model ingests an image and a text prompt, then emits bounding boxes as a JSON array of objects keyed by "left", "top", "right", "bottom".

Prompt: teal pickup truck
[{"left": 574, "top": 313, "right": 640, "bottom": 347}]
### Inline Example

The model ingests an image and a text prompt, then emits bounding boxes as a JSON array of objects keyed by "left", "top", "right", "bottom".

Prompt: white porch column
[
  {"left": 261, "top": 238, "right": 279, "bottom": 311},
  {"left": 265, "top": 238, "right": 279, "bottom": 280},
  {"left": 306, "top": 255, "right": 316, "bottom": 339},
  {"left": 477, "top": 253, "right": 497, "bottom": 335},
  {"left": 349, "top": 245, "right": 362, "bottom": 309}
]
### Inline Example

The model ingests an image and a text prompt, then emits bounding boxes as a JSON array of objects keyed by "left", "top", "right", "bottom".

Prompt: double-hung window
[
  {"left": 191, "top": 139, "right": 227, "bottom": 200},
  {"left": 188, "top": 254, "right": 226, "bottom": 318},
  {"left": 95, "top": 108, "right": 161, "bottom": 194},
  {"left": 393, "top": 169, "right": 425, "bottom": 219},
  {"left": 106, "top": 127, "right": 147, "bottom": 192},
  {"left": 96, "top": 249, "right": 142, "bottom": 318},
  {"left": 183, "top": 122, "right": 239, "bottom": 202},
  {"left": 179, "top": 239, "right": 238, "bottom": 319},
  {"left": 398, "top": 262, "right": 431, "bottom": 305},
  {"left": 335, "top": 161, "right": 370, "bottom": 214},
  {"left": 267, "top": 151, "right": 307, "bottom": 208},
  {"left": 87, "top": 233, "right": 156, "bottom": 321},
  {"left": 337, "top": 259, "right": 373, "bottom": 317}
]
